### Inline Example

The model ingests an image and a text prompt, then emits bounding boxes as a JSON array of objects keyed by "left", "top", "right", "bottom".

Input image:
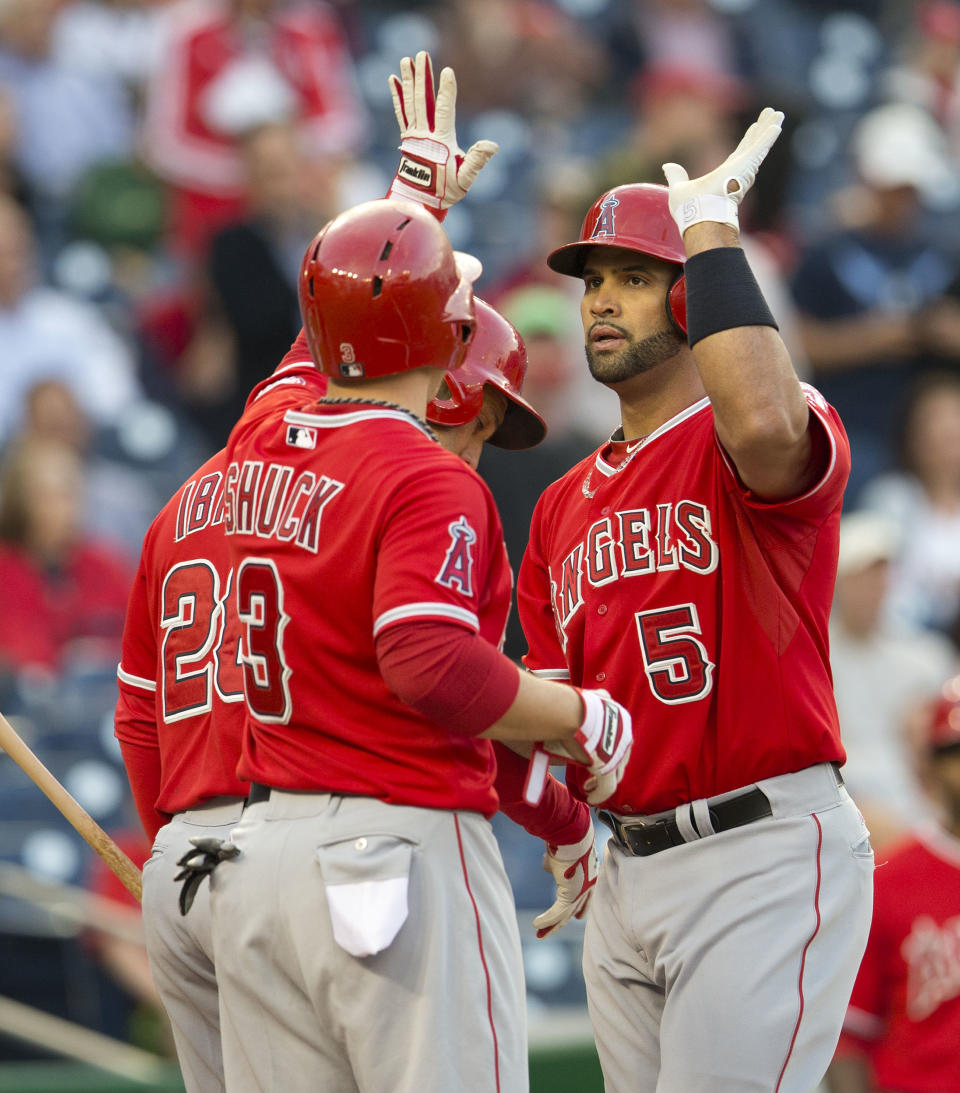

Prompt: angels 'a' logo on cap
[{"left": 591, "top": 195, "right": 620, "bottom": 239}]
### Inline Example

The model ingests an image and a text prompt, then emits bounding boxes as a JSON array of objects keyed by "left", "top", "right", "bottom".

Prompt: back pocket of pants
[{"left": 316, "top": 835, "right": 414, "bottom": 958}]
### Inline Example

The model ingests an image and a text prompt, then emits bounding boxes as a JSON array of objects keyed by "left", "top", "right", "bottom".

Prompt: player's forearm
[
  {"left": 479, "top": 672, "right": 583, "bottom": 743},
  {"left": 684, "top": 228, "right": 808, "bottom": 447},
  {"left": 682, "top": 233, "right": 812, "bottom": 497},
  {"left": 492, "top": 740, "right": 590, "bottom": 844}
]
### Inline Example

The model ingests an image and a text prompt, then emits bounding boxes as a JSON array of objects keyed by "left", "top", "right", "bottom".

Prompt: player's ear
[{"left": 667, "top": 273, "right": 687, "bottom": 336}]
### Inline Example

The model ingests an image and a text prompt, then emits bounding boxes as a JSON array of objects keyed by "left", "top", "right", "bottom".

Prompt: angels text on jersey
[{"left": 551, "top": 498, "right": 718, "bottom": 638}]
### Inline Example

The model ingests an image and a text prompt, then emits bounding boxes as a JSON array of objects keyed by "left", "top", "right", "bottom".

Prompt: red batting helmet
[
  {"left": 427, "top": 299, "right": 547, "bottom": 450},
  {"left": 299, "top": 199, "right": 478, "bottom": 380},
  {"left": 927, "top": 676, "right": 960, "bottom": 752},
  {"left": 547, "top": 183, "right": 688, "bottom": 335}
]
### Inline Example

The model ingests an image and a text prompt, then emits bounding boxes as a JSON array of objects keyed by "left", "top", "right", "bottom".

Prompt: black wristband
[{"left": 683, "top": 246, "right": 778, "bottom": 348}]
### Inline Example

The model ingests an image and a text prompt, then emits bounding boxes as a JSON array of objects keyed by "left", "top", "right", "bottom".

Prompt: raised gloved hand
[
  {"left": 524, "top": 688, "right": 633, "bottom": 807},
  {"left": 661, "top": 106, "right": 784, "bottom": 236},
  {"left": 387, "top": 50, "right": 499, "bottom": 216},
  {"left": 532, "top": 824, "right": 599, "bottom": 939}
]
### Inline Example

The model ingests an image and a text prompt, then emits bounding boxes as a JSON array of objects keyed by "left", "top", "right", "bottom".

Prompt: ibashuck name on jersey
[{"left": 222, "top": 460, "right": 344, "bottom": 553}]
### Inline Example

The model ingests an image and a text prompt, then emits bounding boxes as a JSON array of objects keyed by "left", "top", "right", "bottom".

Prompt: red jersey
[
  {"left": 518, "top": 384, "right": 849, "bottom": 814},
  {"left": 115, "top": 346, "right": 325, "bottom": 825},
  {"left": 839, "top": 828, "right": 960, "bottom": 1092},
  {"left": 223, "top": 398, "right": 513, "bottom": 817},
  {"left": 0, "top": 540, "right": 132, "bottom": 673}
]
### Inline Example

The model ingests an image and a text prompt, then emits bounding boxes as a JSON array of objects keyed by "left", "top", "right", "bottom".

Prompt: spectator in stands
[
  {"left": 591, "top": 61, "right": 745, "bottom": 198},
  {"left": 0, "top": 435, "right": 133, "bottom": 677},
  {"left": 860, "top": 372, "right": 960, "bottom": 640},
  {"left": 178, "top": 119, "right": 340, "bottom": 447},
  {"left": 826, "top": 675, "right": 960, "bottom": 1093},
  {"left": 790, "top": 102, "right": 960, "bottom": 501},
  {"left": 830, "top": 512, "right": 956, "bottom": 850},
  {"left": 139, "top": 0, "right": 368, "bottom": 260},
  {"left": 431, "top": 0, "right": 604, "bottom": 119},
  {"left": 21, "top": 379, "right": 164, "bottom": 558},
  {"left": 883, "top": 0, "right": 960, "bottom": 159},
  {"left": 0, "top": 0, "right": 135, "bottom": 254},
  {"left": 0, "top": 194, "right": 141, "bottom": 448}
]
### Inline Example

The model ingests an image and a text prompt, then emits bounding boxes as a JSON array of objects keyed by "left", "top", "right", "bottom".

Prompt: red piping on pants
[
  {"left": 775, "top": 812, "right": 824, "bottom": 1092},
  {"left": 454, "top": 814, "right": 502, "bottom": 1092}
]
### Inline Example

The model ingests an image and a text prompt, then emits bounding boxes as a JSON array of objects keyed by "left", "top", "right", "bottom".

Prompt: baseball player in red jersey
[
  {"left": 115, "top": 311, "right": 598, "bottom": 1091},
  {"left": 114, "top": 335, "right": 327, "bottom": 1092},
  {"left": 828, "top": 679, "right": 960, "bottom": 1093},
  {"left": 516, "top": 111, "right": 874, "bottom": 1091},
  {"left": 206, "top": 200, "right": 629, "bottom": 1093}
]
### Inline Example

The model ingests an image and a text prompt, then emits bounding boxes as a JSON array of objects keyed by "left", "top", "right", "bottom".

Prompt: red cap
[{"left": 547, "top": 183, "right": 686, "bottom": 278}]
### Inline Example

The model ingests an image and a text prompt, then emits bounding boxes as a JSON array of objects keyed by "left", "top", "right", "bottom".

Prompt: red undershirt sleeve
[
  {"left": 375, "top": 619, "right": 520, "bottom": 737},
  {"left": 117, "top": 736, "right": 167, "bottom": 843},
  {"left": 114, "top": 688, "right": 168, "bottom": 842},
  {"left": 493, "top": 741, "right": 591, "bottom": 846}
]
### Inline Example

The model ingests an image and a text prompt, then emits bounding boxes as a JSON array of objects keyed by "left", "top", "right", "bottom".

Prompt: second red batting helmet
[
  {"left": 547, "top": 183, "right": 687, "bottom": 335},
  {"left": 299, "top": 199, "right": 478, "bottom": 380},
  {"left": 427, "top": 299, "right": 547, "bottom": 449}
]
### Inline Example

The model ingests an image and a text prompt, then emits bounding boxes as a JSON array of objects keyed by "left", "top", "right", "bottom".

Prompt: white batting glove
[
  {"left": 523, "top": 689, "right": 633, "bottom": 807},
  {"left": 387, "top": 50, "right": 499, "bottom": 213},
  {"left": 532, "top": 825, "right": 599, "bottom": 939},
  {"left": 662, "top": 106, "right": 784, "bottom": 236}
]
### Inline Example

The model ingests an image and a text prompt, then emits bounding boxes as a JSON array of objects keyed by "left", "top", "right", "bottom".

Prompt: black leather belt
[
  {"left": 247, "top": 782, "right": 272, "bottom": 806},
  {"left": 598, "top": 788, "right": 772, "bottom": 857},
  {"left": 597, "top": 764, "right": 843, "bottom": 857}
]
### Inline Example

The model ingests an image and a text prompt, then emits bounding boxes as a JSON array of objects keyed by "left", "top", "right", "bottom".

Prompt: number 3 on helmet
[
  {"left": 546, "top": 183, "right": 688, "bottom": 337},
  {"left": 299, "top": 199, "right": 480, "bottom": 380}
]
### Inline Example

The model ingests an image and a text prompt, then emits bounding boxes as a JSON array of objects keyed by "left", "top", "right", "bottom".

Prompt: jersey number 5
[{"left": 635, "top": 603, "right": 714, "bottom": 704}]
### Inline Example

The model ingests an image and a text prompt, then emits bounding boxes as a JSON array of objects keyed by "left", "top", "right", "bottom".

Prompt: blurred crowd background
[{"left": 1, "top": 0, "right": 960, "bottom": 1080}]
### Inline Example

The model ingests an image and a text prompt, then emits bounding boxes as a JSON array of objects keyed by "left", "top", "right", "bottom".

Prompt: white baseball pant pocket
[{"left": 316, "top": 835, "right": 415, "bottom": 958}]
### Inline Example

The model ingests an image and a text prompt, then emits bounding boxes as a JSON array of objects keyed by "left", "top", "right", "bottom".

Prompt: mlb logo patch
[
  {"left": 339, "top": 361, "right": 364, "bottom": 378},
  {"left": 286, "top": 424, "right": 317, "bottom": 449}
]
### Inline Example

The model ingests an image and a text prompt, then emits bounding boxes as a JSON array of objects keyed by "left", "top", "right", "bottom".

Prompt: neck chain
[
  {"left": 581, "top": 434, "right": 647, "bottom": 499},
  {"left": 317, "top": 396, "right": 438, "bottom": 442}
]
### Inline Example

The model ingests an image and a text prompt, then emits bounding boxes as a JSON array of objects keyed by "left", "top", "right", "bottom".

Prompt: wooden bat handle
[{"left": 0, "top": 711, "right": 142, "bottom": 903}]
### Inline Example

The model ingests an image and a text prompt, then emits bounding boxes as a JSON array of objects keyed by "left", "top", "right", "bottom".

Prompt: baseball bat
[{"left": 0, "top": 711, "right": 142, "bottom": 903}]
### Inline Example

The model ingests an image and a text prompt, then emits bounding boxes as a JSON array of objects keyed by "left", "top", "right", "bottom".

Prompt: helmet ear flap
[{"left": 667, "top": 273, "right": 687, "bottom": 336}]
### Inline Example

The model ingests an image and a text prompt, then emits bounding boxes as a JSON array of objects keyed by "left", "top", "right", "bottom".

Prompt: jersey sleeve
[
  {"left": 372, "top": 461, "right": 500, "bottom": 639},
  {"left": 115, "top": 553, "right": 158, "bottom": 707},
  {"left": 719, "top": 383, "right": 851, "bottom": 523},
  {"left": 113, "top": 550, "right": 166, "bottom": 837},
  {"left": 517, "top": 490, "right": 569, "bottom": 679},
  {"left": 493, "top": 742, "right": 589, "bottom": 845}
]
